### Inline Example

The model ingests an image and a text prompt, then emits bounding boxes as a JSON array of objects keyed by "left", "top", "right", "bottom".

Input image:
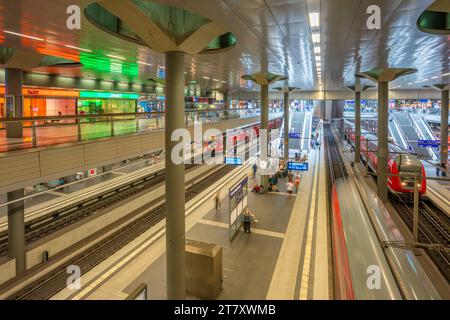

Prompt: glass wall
[
  {"left": 77, "top": 98, "right": 136, "bottom": 114},
  {"left": 23, "top": 98, "right": 77, "bottom": 117}
]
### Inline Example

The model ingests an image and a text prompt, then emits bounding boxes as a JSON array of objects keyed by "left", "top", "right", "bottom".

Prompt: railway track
[
  {"left": 0, "top": 164, "right": 198, "bottom": 256},
  {"left": 8, "top": 164, "right": 236, "bottom": 300},
  {"left": 390, "top": 195, "right": 450, "bottom": 283}
]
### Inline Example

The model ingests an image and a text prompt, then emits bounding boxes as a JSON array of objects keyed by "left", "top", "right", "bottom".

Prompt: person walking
[
  {"left": 243, "top": 209, "right": 252, "bottom": 233},
  {"left": 215, "top": 191, "right": 221, "bottom": 211},
  {"left": 294, "top": 174, "right": 301, "bottom": 193}
]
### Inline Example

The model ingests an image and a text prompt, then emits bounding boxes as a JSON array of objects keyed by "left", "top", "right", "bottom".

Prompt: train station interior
[{"left": 0, "top": 0, "right": 449, "bottom": 305}]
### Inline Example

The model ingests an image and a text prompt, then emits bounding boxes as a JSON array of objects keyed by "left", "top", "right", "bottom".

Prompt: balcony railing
[{"left": 0, "top": 108, "right": 283, "bottom": 152}]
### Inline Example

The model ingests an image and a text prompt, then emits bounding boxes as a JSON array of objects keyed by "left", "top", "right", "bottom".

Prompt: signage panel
[{"left": 288, "top": 162, "right": 309, "bottom": 171}]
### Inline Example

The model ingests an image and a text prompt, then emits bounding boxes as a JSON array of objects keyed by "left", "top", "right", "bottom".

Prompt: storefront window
[
  {"left": 23, "top": 98, "right": 76, "bottom": 117},
  {"left": 77, "top": 99, "right": 136, "bottom": 114}
]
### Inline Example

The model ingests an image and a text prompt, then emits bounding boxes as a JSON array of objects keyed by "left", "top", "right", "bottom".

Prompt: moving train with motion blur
[
  {"left": 205, "top": 117, "right": 282, "bottom": 153},
  {"left": 346, "top": 124, "right": 427, "bottom": 197}
]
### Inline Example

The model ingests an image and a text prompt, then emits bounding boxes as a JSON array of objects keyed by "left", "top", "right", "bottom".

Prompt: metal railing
[{"left": 0, "top": 108, "right": 283, "bottom": 152}]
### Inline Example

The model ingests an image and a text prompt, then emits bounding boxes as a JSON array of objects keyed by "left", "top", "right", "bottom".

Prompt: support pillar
[
  {"left": 357, "top": 67, "right": 416, "bottom": 202},
  {"left": 260, "top": 84, "right": 269, "bottom": 190},
  {"left": 7, "top": 189, "right": 25, "bottom": 275},
  {"left": 5, "top": 68, "right": 23, "bottom": 138},
  {"left": 261, "top": 84, "right": 269, "bottom": 131},
  {"left": 441, "top": 90, "right": 449, "bottom": 169},
  {"left": 284, "top": 91, "right": 289, "bottom": 159},
  {"left": 377, "top": 82, "right": 389, "bottom": 202},
  {"left": 165, "top": 51, "right": 186, "bottom": 300},
  {"left": 355, "top": 91, "right": 362, "bottom": 163},
  {"left": 223, "top": 91, "right": 229, "bottom": 109}
]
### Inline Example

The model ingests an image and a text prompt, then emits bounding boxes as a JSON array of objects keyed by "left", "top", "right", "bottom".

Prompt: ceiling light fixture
[
  {"left": 137, "top": 61, "right": 151, "bottom": 66},
  {"left": 309, "top": 13, "right": 320, "bottom": 28},
  {"left": 65, "top": 45, "right": 92, "bottom": 53},
  {"left": 442, "top": 72, "right": 450, "bottom": 76},
  {"left": 213, "top": 79, "right": 220, "bottom": 82},
  {"left": 4, "top": 30, "right": 44, "bottom": 41},
  {"left": 312, "top": 33, "right": 320, "bottom": 43},
  {"left": 202, "top": 76, "right": 211, "bottom": 80}
]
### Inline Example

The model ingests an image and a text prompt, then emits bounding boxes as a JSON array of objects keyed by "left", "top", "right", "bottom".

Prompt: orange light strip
[{"left": 0, "top": 86, "right": 79, "bottom": 97}]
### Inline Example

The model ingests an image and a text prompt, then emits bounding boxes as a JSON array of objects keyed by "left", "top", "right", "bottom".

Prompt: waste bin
[{"left": 185, "top": 239, "right": 222, "bottom": 299}]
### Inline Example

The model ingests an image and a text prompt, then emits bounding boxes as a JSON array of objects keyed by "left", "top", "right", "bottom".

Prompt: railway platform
[{"left": 50, "top": 131, "right": 330, "bottom": 300}]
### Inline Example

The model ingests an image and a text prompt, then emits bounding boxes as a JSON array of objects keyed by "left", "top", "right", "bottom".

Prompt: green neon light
[{"left": 80, "top": 91, "right": 140, "bottom": 99}]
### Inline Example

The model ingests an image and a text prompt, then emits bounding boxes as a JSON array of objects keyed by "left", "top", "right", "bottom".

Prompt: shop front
[
  {"left": 138, "top": 94, "right": 165, "bottom": 113},
  {"left": 77, "top": 91, "right": 139, "bottom": 115},
  {"left": 0, "top": 86, "right": 78, "bottom": 118}
]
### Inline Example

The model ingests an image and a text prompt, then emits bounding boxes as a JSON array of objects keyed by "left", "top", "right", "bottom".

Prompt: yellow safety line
[{"left": 298, "top": 148, "right": 320, "bottom": 300}]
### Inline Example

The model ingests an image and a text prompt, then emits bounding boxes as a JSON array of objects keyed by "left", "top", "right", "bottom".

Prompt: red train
[
  {"left": 205, "top": 118, "right": 282, "bottom": 153},
  {"left": 348, "top": 128, "right": 427, "bottom": 196}
]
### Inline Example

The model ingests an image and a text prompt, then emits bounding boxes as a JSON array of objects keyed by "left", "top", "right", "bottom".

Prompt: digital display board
[
  {"left": 288, "top": 162, "right": 309, "bottom": 171},
  {"left": 225, "top": 157, "right": 243, "bottom": 165}
]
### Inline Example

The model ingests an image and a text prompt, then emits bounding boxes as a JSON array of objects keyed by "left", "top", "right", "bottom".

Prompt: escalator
[
  {"left": 288, "top": 111, "right": 305, "bottom": 154},
  {"left": 410, "top": 113, "right": 439, "bottom": 161},
  {"left": 393, "top": 112, "right": 432, "bottom": 159}
]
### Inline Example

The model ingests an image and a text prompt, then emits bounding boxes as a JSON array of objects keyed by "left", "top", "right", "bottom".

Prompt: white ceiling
[{"left": 0, "top": 0, "right": 448, "bottom": 93}]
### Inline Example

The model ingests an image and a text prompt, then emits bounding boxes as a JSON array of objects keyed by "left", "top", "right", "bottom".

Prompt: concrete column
[
  {"left": 355, "top": 91, "right": 362, "bottom": 163},
  {"left": 164, "top": 51, "right": 186, "bottom": 300},
  {"left": 223, "top": 92, "right": 229, "bottom": 109},
  {"left": 441, "top": 90, "right": 449, "bottom": 167},
  {"left": 377, "top": 82, "right": 389, "bottom": 202},
  {"left": 260, "top": 84, "right": 269, "bottom": 190},
  {"left": 7, "top": 189, "right": 25, "bottom": 275},
  {"left": 5, "top": 68, "right": 23, "bottom": 138},
  {"left": 261, "top": 84, "right": 269, "bottom": 130},
  {"left": 284, "top": 91, "right": 289, "bottom": 159}
]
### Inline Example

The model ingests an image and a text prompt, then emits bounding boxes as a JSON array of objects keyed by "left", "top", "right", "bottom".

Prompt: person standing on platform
[
  {"left": 436, "top": 164, "right": 441, "bottom": 177},
  {"left": 215, "top": 191, "right": 221, "bottom": 211},
  {"left": 294, "top": 174, "right": 300, "bottom": 193},
  {"left": 286, "top": 181, "right": 294, "bottom": 194},
  {"left": 252, "top": 163, "right": 258, "bottom": 179},
  {"left": 243, "top": 209, "right": 252, "bottom": 233}
]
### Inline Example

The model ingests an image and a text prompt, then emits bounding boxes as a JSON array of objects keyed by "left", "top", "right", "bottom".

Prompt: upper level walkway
[{"left": 0, "top": 110, "right": 283, "bottom": 194}]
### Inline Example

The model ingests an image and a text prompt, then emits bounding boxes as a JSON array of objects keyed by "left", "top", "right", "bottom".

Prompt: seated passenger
[{"left": 252, "top": 184, "right": 261, "bottom": 193}]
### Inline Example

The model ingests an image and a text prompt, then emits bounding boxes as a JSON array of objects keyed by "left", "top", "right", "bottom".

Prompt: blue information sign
[
  {"left": 288, "top": 162, "right": 309, "bottom": 171},
  {"left": 157, "top": 68, "right": 165, "bottom": 79},
  {"left": 418, "top": 140, "right": 440, "bottom": 148},
  {"left": 289, "top": 133, "right": 301, "bottom": 139},
  {"left": 225, "top": 157, "right": 243, "bottom": 165}
]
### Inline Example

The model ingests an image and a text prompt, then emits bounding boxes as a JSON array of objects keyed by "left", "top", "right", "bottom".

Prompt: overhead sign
[
  {"left": 289, "top": 132, "right": 301, "bottom": 139},
  {"left": 224, "top": 157, "right": 243, "bottom": 165},
  {"left": 157, "top": 67, "right": 165, "bottom": 79},
  {"left": 418, "top": 140, "right": 440, "bottom": 148},
  {"left": 80, "top": 91, "right": 140, "bottom": 99},
  {"left": 288, "top": 162, "right": 309, "bottom": 171}
]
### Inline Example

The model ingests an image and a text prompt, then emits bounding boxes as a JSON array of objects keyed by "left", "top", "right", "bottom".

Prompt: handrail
[{"left": 0, "top": 108, "right": 269, "bottom": 123}]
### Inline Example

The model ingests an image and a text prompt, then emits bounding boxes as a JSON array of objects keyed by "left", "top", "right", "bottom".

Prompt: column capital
[
  {"left": 344, "top": 84, "right": 374, "bottom": 92},
  {"left": 356, "top": 68, "right": 417, "bottom": 83},
  {"left": 241, "top": 72, "right": 287, "bottom": 86},
  {"left": 430, "top": 84, "right": 450, "bottom": 91},
  {"left": 274, "top": 86, "right": 300, "bottom": 93},
  {"left": 89, "top": 1, "right": 236, "bottom": 55}
]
